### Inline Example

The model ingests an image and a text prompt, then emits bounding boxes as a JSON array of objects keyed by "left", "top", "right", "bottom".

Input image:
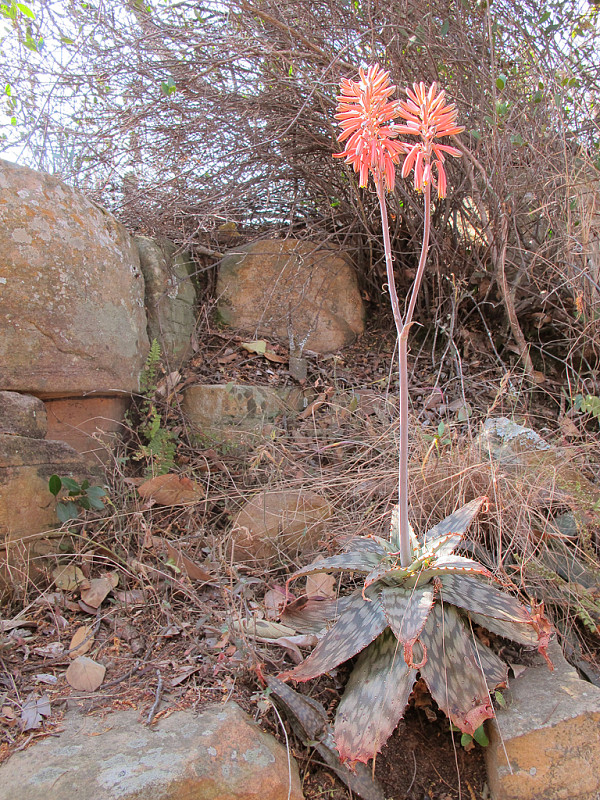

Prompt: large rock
[
  {"left": 0, "top": 158, "right": 149, "bottom": 396},
  {"left": 230, "top": 490, "right": 333, "bottom": 564},
  {"left": 183, "top": 383, "right": 308, "bottom": 442},
  {"left": 0, "top": 391, "right": 47, "bottom": 438},
  {"left": 217, "top": 239, "right": 365, "bottom": 354},
  {"left": 485, "top": 640, "right": 600, "bottom": 799},
  {"left": 135, "top": 236, "right": 197, "bottom": 363},
  {"left": 44, "top": 396, "right": 130, "bottom": 464},
  {"left": 0, "top": 433, "right": 98, "bottom": 546},
  {"left": 0, "top": 703, "right": 304, "bottom": 800}
]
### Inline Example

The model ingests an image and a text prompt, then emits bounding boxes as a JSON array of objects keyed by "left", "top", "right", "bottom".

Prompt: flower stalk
[{"left": 335, "top": 69, "right": 463, "bottom": 567}]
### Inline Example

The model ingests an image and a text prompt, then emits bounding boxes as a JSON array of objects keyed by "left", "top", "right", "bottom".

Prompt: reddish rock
[
  {"left": 0, "top": 158, "right": 149, "bottom": 396},
  {"left": 217, "top": 239, "right": 364, "bottom": 354},
  {"left": 44, "top": 396, "right": 130, "bottom": 463},
  {"left": 230, "top": 490, "right": 333, "bottom": 564}
]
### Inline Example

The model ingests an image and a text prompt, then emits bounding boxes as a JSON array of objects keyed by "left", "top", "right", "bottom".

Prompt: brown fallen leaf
[
  {"left": 80, "top": 576, "right": 114, "bottom": 609},
  {"left": 240, "top": 340, "right": 287, "bottom": 363},
  {"left": 305, "top": 573, "right": 336, "bottom": 600},
  {"left": 264, "top": 586, "right": 288, "bottom": 620},
  {"left": 151, "top": 536, "right": 213, "bottom": 582},
  {"left": 69, "top": 625, "right": 94, "bottom": 659},
  {"left": 137, "top": 473, "right": 205, "bottom": 506},
  {"left": 52, "top": 565, "right": 86, "bottom": 592},
  {"left": 66, "top": 656, "right": 106, "bottom": 691}
]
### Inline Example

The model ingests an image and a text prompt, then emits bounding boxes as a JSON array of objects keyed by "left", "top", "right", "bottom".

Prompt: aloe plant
[
  {"left": 279, "top": 497, "right": 552, "bottom": 763},
  {"left": 277, "top": 68, "right": 553, "bottom": 765}
]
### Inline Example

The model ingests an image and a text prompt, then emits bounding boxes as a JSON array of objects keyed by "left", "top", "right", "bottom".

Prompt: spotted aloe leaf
[
  {"left": 419, "top": 603, "right": 494, "bottom": 735},
  {"left": 281, "top": 594, "right": 355, "bottom": 635},
  {"left": 279, "top": 589, "right": 387, "bottom": 682},
  {"left": 423, "top": 496, "right": 487, "bottom": 548},
  {"left": 288, "top": 539, "right": 387, "bottom": 585},
  {"left": 467, "top": 610, "right": 539, "bottom": 646},
  {"left": 380, "top": 584, "right": 435, "bottom": 664},
  {"left": 474, "top": 639, "right": 509, "bottom": 689},
  {"left": 439, "top": 574, "right": 532, "bottom": 624},
  {"left": 334, "top": 629, "right": 418, "bottom": 763},
  {"left": 416, "top": 554, "right": 492, "bottom": 585}
]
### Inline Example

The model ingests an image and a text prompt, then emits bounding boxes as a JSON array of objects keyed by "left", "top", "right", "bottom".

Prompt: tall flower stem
[
  {"left": 334, "top": 70, "right": 462, "bottom": 568},
  {"left": 377, "top": 177, "right": 431, "bottom": 567}
]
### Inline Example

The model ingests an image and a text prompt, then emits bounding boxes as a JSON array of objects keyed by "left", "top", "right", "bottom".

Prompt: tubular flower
[
  {"left": 334, "top": 64, "right": 406, "bottom": 191},
  {"left": 394, "top": 81, "right": 465, "bottom": 198}
]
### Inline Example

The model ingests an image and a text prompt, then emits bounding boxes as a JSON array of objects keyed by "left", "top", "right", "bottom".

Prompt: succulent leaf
[
  {"left": 420, "top": 603, "right": 494, "bottom": 735},
  {"left": 334, "top": 629, "right": 418, "bottom": 764},
  {"left": 416, "top": 554, "right": 492, "bottom": 585},
  {"left": 439, "top": 574, "right": 532, "bottom": 624},
  {"left": 423, "top": 496, "right": 487, "bottom": 547},
  {"left": 279, "top": 589, "right": 387, "bottom": 682},
  {"left": 281, "top": 595, "right": 355, "bottom": 635},
  {"left": 467, "top": 610, "right": 539, "bottom": 646},
  {"left": 380, "top": 584, "right": 435, "bottom": 664},
  {"left": 474, "top": 639, "right": 509, "bottom": 689},
  {"left": 288, "top": 546, "right": 382, "bottom": 583}
]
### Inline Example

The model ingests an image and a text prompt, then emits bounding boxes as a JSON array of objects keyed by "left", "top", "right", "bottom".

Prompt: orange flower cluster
[
  {"left": 396, "top": 81, "right": 464, "bottom": 198},
  {"left": 334, "top": 64, "right": 405, "bottom": 191},
  {"left": 334, "top": 67, "right": 464, "bottom": 198}
]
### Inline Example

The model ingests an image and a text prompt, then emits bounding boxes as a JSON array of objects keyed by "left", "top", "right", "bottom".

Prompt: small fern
[{"left": 133, "top": 339, "right": 178, "bottom": 476}]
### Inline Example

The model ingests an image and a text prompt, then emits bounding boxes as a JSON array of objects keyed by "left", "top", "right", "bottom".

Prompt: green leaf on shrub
[
  {"left": 57, "top": 501, "right": 79, "bottom": 523},
  {"left": 473, "top": 724, "right": 489, "bottom": 747},
  {"left": 62, "top": 477, "right": 81, "bottom": 492},
  {"left": 48, "top": 474, "right": 62, "bottom": 497}
]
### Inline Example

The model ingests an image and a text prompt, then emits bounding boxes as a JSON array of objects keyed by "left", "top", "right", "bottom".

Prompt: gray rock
[
  {"left": 486, "top": 639, "right": 600, "bottom": 799},
  {"left": 478, "top": 417, "right": 550, "bottom": 463},
  {"left": 0, "top": 702, "right": 304, "bottom": 800},
  {"left": 0, "top": 392, "right": 47, "bottom": 438},
  {"left": 135, "top": 236, "right": 197, "bottom": 363},
  {"left": 0, "top": 158, "right": 149, "bottom": 395}
]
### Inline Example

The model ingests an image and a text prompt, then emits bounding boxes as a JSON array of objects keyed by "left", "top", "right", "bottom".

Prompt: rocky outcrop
[
  {"left": 135, "top": 235, "right": 198, "bottom": 363},
  {"left": 486, "top": 640, "right": 600, "bottom": 799},
  {"left": 0, "top": 158, "right": 149, "bottom": 396},
  {"left": 217, "top": 239, "right": 365, "bottom": 354},
  {"left": 0, "top": 703, "right": 304, "bottom": 800}
]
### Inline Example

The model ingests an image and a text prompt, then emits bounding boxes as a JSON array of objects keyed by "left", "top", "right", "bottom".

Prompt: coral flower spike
[
  {"left": 334, "top": 64, "right": 405, "bottom": 191},
  {"left": 395, "top": 81, "right": 465, "bottom": 198}
]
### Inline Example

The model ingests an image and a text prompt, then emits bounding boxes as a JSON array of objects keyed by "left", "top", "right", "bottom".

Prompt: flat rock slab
[
  {"left": 183, "top": 383, "right": 308, "bottom": 442},
  {"left": 0, "top": 702, "right": 304, "bottom": 800},
  {"left": 486, "top": 640, "right": 600, "bottom": 799}
]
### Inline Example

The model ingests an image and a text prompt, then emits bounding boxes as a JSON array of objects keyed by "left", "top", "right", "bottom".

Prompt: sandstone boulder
[
  {"left": 183, "top": 383, "right": 308, "bottom": 442},
  {"left": 230, "top": 490, "right": 333, "bottom": 564},
  {"left": 0, "top": 158, "right": 149, "bottom": 395},
  {"left": 0, "top": 703, "right": 304, "bottom": 800},
  {"left": 44, "top": 396, "right": 130, "bottom": 464},
  {"left": 135, "top": 235, "right": 198, "bottom": 363},
  {"left": 0, "top": 391, "right": 47, "bottom": 438},
  {"left": 217, "top": 239, "right": 364, "bottom": 354},
  {"left": 486, "top": 639, "right": 600, "bottom": 799},
  {"left": 0, "top": 434, "right": 99, "bottom": 546}
]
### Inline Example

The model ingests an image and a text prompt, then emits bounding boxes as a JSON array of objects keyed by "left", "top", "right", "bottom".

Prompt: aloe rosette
[{"left": 278, "top": 497, "right": 552, "bottom": 764}]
